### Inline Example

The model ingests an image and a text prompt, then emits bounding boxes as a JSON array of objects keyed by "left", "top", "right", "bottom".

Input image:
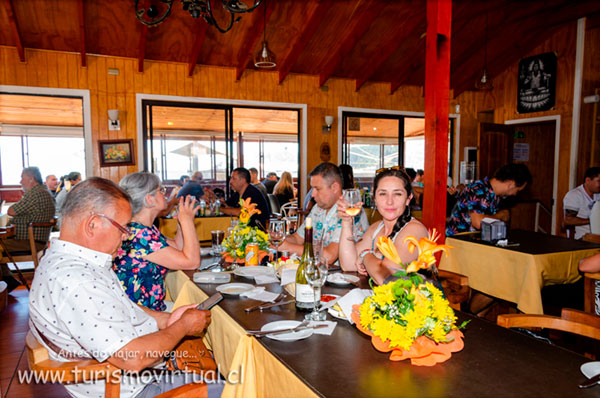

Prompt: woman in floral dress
[{"left": 113, "top": 172, "right": 200, "bottom": 311}]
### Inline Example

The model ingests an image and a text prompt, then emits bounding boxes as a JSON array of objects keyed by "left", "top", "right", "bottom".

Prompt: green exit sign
[{"left": 514, "top": 131, "right": 525, "bottom": 139}]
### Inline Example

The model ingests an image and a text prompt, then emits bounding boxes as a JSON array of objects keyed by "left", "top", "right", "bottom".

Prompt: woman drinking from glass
[
  {"left": 113, "top": 172, "right": 200, "bottom": 311},
  {"left": 337, "top": 168, "right": 428, "bottom": 285}
]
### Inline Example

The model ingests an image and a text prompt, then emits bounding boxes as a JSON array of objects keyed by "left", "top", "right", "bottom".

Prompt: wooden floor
[{"left": 1, "top": 286, "right": 68, "bottom": 398}]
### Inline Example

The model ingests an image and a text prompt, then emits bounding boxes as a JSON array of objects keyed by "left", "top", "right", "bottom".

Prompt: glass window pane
[
  {"left": 242, "top": 140, "right": 260, "bottom": 171},
  {"left": 383, "top": 145, "right": 398, "bottom": 168},
  {"left": 349, "top": 144, "right": 380, "bottom": 178},
  {"left": 27, "top": 136, "right": 86, "bottom": 180},
  {"left": 0, "top": 136, "right": 23, "bottom": 185},
  {"left": 264, "top": 141, "right": 298, "bottom": 178},
  {"left": 404, "top": 137, "right": 425, "bottom": 170}
]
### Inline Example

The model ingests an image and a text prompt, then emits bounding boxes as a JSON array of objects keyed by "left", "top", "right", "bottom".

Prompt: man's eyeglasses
[{"left": 91, "top": 212, "right": 130, "bottom": 235}]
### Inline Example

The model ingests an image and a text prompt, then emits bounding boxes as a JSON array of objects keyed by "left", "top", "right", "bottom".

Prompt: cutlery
[
  {"left": 246, "top": 320, "right": 309, "bottom": 335},
  {"left": 248, "top": 323, "right": 328, "bottom": 337},
  {"left": 257, "top": 299, "right": 295, "bottom": 311},
  {"left": 244, "top": 293, "right": 285, "bottom": 312},
  {"left": 579, "top": 373, "right": 600, "bottom": 388},
  {"left": 198, "top": 261, "right": 221, "bottom": 271}
]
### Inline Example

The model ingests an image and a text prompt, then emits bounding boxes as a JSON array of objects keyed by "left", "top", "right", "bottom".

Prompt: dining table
[
  {"left": 158, "top": 214, "right": 233, "bottom": 242},
  {"left": 164, "top": 253, "right": 600, "bottom": 398},
  {"left": 439, "top": 229, "right": 600, "bottom": 315}
]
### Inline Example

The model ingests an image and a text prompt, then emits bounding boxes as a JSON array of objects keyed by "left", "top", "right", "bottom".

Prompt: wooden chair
[
  {"left": 438, "top": 269, "right": 471, "bottom": 311},
  {"left": 497, "top": 308, "right": 600, "bottom": 340},
  {"left": 584, "top": 272, "right": 600, "bottom": 314},
  {"left": 26, "top": 331, "right": 207, "bottom": 398},
  {"left": 0, "top": 217, "right": 57, "bottom": 269},
  {"left": 583, "top": 233, "right": 600, "bottom": 244}
]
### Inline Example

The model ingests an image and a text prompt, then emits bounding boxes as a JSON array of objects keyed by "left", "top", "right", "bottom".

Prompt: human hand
[
  {"left": 179, "top": 308, "right": 212, "bottom": 336},
  {"left": 167, "top": 304, "right": 197, "bottom": 327},
  {"left": 355, "top": 256, "right": 368, "bottom": 275},
  {"left": 177, "top": 195, "right": 200, "bottom": 224}
]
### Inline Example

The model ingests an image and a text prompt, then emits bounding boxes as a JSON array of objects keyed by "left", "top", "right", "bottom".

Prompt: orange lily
[
  {"left": 239, "top": 198, "right": 261, "bottom": 224},
  {"left": 403, "top": 229, "right": 452, "bottom": 273},
  {"left": 376, "top": 236, "right": 402, "bottom": 265}
]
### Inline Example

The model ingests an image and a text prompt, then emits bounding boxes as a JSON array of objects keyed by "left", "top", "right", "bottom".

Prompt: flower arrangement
[
  {"left": 221, "top": 198, "right": 269, "bottom": 262},
  {"left": 351, "top": 229, "right": 468, "bottom": 366}
]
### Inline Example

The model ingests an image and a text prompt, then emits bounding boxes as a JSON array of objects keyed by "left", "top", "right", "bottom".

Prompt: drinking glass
[
  {"left": 269, "top": 219, "right": 286, "bottom": 261},
  {"left": 305, "top": 257, "right": 329, "bottom": 321},
  {"left": 343, "top": 188, "right": 361, "bottom": 242},
  {"left": 210, "top": 230, "right": 225, "bottom": 257}
]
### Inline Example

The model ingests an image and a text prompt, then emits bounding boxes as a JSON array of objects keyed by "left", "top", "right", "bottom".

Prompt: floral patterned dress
[
  {"left": 445, "top": 177, "right": 500, "bottom": 236},
  {"left": 113, "top": 222, "right": 170, "bottom": 311}
]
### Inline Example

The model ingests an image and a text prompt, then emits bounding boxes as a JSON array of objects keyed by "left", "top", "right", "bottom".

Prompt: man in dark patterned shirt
[
  {"left": 1, "top": 167, "right": 55, "bottom": 291},
  {"left": 446, "top": 163, "right": 532, "bottom": 236}
]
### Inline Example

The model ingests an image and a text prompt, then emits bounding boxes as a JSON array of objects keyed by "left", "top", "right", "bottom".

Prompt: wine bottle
[{"left": 295, "top": 217, "right": 316, "bottom": 312}]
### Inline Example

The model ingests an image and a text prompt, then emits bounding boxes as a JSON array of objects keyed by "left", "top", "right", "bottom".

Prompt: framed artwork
[
  {"left": 517, "top": 52, "right": 557, "bottom": 113},
  {"left": 98, "top": 139, "right": 135, "bottom": 167}
]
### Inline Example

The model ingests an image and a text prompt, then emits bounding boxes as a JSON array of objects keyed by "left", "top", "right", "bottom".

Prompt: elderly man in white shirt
[
  {"left": 29, "top": 177, "right": 222, "bottom": 398},
  {"left": 563, "top": 167, "right": 600, "bottom": 239}
]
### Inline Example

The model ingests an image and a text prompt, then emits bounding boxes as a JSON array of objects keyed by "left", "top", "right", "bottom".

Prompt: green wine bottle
[{"left": 295, "top": 217, "right": 316, "bottom": 312}]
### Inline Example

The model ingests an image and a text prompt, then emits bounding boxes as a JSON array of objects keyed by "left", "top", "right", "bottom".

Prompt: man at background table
[
  {"left": 446, "top": 163, "right": 532, "bottom": 236},
  {"left": 177, "top": 171, "right": 205, "bottom": 201},
  {"left": 1, "top": 167, "right": 55, "bottom": 292},
  {"left": 277, "top": 162, "right": 368, "bottom": 265},
  {"left": 563, "top": 166, "right": 600, "bottom": 239},
  {"left": 263, "top": 172, "right": 278, "bottom": 194},
  {"left": 222, "top": 167, "right": 270, "bottom": 229},
  {"left": 249, "top": 167, "right": 268, "bottom": 198},
  {"left": 45, "top": 174, "right": 59, "bottom": 198}
]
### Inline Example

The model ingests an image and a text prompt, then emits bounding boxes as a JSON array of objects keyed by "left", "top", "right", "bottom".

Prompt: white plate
[
  {"left": 260, "top": 320, "right": 314, "bottom": 342},
  {"left": 327, "top": 273, "right": 360, "bottom": 286},
  {"left": 193, "top": 272, "right": 231, "bottom": 284},
  {"left": 328, "top": 305, "right": 348, "bottom": 320},
  {"left": 234, "top": 266, "right": 275, "bottom": 279},
  {"left": 216, "top": 283, "right": 255, "bottom": 296},
  {"left": 320, "top": 294, "right": 341, "bottom": 306},
  {"left": 581, "top": 361, "right": 600, "bottom": 383}
]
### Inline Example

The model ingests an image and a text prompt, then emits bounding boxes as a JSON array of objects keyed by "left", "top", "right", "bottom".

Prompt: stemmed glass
[
  {"left": 269, "top": 220, "right": 286, "bottom": 261},
  {"left": 305, "top": 257, "right": 329, "bottom": 321},
  {"left": 343, "top": 189, "right": 361, "bottom": 242}
]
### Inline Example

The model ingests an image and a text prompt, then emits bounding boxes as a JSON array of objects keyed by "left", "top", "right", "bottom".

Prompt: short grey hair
[
  {"left": 62, "top": 177, "right": 131, "bottom": 219},
  {"left": 23, "top": 167, "right": 43, "bottom": 185},
  {"left": 119, "top": 172, "right": 162, "bottom": 215}
]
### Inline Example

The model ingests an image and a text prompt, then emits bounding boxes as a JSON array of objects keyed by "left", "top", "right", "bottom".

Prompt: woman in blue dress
[{"left": 113, "top": 172, "right": 200, "bottom": 311}]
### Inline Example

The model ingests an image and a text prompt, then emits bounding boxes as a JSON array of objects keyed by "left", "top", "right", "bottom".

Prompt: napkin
[
  {"left": 193, "top": 272, "right": 231, "bottom": 284},
  {"left": 240, "top": 287, "right": 280, "bottom": 302},
  {"left": 308, "top": 321, "right": 337, "bottom": 336},
  {"left": 254, "top": 274, "right": 279, "bottom": 285},
  {"left": 280, "top": 269, "right": 297, "bottom": 286},
  {"left": 336, "top": 288, "right": 373, "bottom": 324}
]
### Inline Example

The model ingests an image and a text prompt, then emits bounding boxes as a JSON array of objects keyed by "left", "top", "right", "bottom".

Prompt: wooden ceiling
[{"left": 1, "top": 0, "right": 599, "bottom": 97}]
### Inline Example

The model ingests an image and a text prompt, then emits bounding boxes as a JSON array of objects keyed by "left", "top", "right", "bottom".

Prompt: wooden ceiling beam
[
  {"left": 355, "top": 16, "right": 423, "bottom": 92},
  {"left": 318, "top": 0, "right": 381, "bottom": 87},
  {"left": 3, "top": 0, "right": 24, "bottom": 62},
  {"left": 77, "top": 0, "right": 86, "bottom": 67},
  {"left": 188, "top": 21, "right": 208, "bottom": 77},
  {"left": 138, "top": 25, "right": 148, "bottom": 73},
  {"left": 235, "top": 0, "right": 275, "bottom": 81},
  {"left": 278, "top": 1, "right": 332, "bottom": 84}
]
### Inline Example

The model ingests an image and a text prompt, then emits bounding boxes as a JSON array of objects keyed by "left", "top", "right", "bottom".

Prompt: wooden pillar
[{"left": 423, "top": 0, "right": 451, "bottom": 240}]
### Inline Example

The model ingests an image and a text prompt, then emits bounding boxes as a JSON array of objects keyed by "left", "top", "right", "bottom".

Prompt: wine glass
[
  {"left": 269, "top": 219, "right": 286, "bottom": 262},
  {"left": 305, "top": 257, "right": 329, "bottom": 321},
  {"left": 343, "top": 189, "right": 361, "bottom": 242}
]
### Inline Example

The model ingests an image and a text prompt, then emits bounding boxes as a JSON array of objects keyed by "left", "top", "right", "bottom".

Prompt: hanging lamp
[
  {"left": 254, "top": 0, "right": 276, "bottom": 68},
  {"left": 475, "top": 11, "right": 493, "bottom": 91}
]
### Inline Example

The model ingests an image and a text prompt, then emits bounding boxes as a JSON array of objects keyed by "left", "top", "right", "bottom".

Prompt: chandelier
[{"left": 135, "top": 0, "right": 263, "bottom": 33}]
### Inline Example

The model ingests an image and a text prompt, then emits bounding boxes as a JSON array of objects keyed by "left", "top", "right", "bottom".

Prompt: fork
[
  {"left": 246, "top": 319, "right": 310, "bottom": 335},
  {"left": 244, "top": 293, "right": 285, "bottom": 312}
]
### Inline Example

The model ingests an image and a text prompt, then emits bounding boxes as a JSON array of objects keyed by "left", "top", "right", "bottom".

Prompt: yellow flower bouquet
[
  {"left": 221, "top": 198, "right": 269, "bottom": 262},
  {"left": 351, "top": 229, "right": 468, "bottom": 366}
]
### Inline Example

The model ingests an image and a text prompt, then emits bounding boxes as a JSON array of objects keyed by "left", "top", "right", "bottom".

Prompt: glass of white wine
[
  {"left": 305, "top": 257, "right": 329, "bottom": 321},
  {"left": 343, "top": 188, "right": 361, "bottom": 242},
  {"left": 269, "top": 219, "right": 286, "bottom": 261}
]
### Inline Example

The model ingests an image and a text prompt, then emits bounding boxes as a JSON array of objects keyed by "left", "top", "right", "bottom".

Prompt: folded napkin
[
  {"left": 240, "top": 287, "right": 280, "bottom": 302},
  {"left": 337, "top": 288, "right": 373, "bottom": 324},
  {"left": 308, "top": 321, "right": 337, "bottom": 336},
  {"left": 193, "top": 272, "right": 231, "bottom": 284},
  {"left": 254, "top": 274, "right": 279, "bottom": 285},
  {"left": 280, "top": 269, "right": 297, "bottom": 286}
]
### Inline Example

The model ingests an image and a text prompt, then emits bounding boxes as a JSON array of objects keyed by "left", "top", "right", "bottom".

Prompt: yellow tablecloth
[
  {"left": 159, "top": 217, "right": 232, "bottom": 241},
  {"left": 439, "top": 237, "right": 600, "bottom": 314},
  {"left": 165, "top": 271, "right": 317, "bottom": 398}
]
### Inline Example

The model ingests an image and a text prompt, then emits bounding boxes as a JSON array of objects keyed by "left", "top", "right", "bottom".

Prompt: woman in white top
[{"left": 337, "top": 168, "right": 428, "bottom": 285}]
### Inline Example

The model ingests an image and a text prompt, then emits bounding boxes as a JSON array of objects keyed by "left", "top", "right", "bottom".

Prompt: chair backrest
[
  {"left": 583, "top": 272, "right": 600, "bottom": 313},
  {"left": 437, "top": 269, "right": 470, "bottom": 311},
  {"left": 583, "top": 233, "right": 600, "bottom": 244},
  {"left": 267, "top": 194, "right": 281, "bottom": 214},
  {"left": 497, "top": 310, "right": 600, "bottom": 340},
  {"left": 591, "top": 201, "right": 600, "bottom": 235},
  {"left": 27, "top": 217, "right": 57, "bottom": 269}
]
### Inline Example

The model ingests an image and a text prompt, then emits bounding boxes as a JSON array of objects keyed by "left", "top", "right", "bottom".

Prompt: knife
[
  {"left": 244, "top": 293, "right": 285, "bottom": 312},
  {"left": 257, "top": 299, "right": 295, "bottom": 311},
  {"left": 579, "top": 373, "right": 600, "bottom": 388},
  {"left": 248, "top": 324, "right": 328, "bottom": 337}
]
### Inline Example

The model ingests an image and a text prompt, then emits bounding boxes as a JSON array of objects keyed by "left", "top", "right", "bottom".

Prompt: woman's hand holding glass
[
  {"left": 177, "top": 195, "right": 201, "bottom": 224},
  {"left": 338, "top": 189, "right": 363, "bottom": 242}
]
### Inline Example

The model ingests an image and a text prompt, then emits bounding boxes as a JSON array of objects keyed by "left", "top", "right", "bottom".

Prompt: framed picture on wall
[
  {"left": 517, "top": 52, "right": 557, "bottom": 113},
  {"left": 98, "top": 139, "right": 135, "bottom": 167}
]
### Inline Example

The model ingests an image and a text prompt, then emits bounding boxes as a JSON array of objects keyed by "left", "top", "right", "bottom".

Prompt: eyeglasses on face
[
  {"left": 152, "top": 186, "right": 167, "bottom": 195},
  {"left": 90, "top": 212, "right": 130, "bottom": 235}
]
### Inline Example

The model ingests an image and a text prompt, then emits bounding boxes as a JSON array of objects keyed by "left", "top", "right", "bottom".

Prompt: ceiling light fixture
[
  {"left": 475, "top": 11, "right": 493, "bottom": 91},
  {"left": 254, "top": 0, "right": 276, "bottom": 68},
  {"left": 135, "top": 0, "right": 263, "bottom": 33}
]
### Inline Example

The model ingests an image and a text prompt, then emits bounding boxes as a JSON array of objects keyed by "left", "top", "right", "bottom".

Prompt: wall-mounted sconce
[
  {"left": 108, "top": 109, "right": 120, "bottom": 131},
  {"left": 323, "top": 115, "right": 334, "bottom": 134}
]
